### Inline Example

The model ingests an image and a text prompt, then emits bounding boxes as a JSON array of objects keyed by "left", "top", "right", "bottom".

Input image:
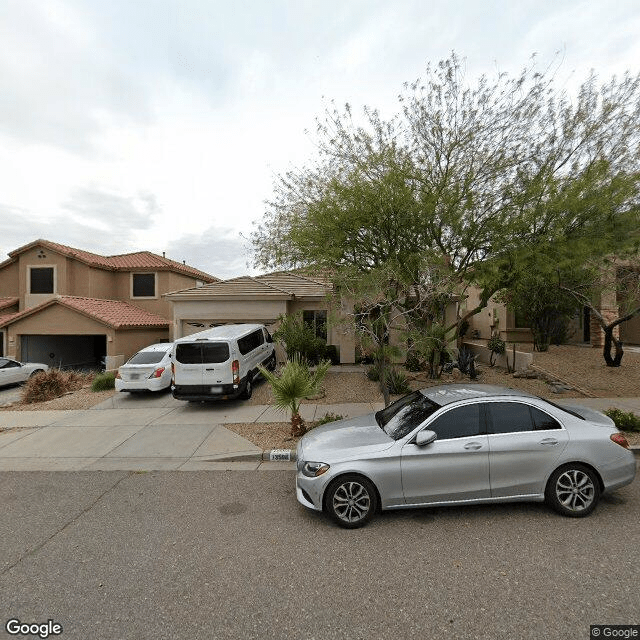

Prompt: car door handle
[
  {"left": 539, "top": 438, "right": 559, "bottom": 446},
  {"left": 464, "top": 442, "right": 483, "bottom": 450}
]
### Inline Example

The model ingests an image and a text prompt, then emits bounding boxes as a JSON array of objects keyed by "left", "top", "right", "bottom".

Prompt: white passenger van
[{"left": 171, "top": 324, "right": 276, "bottom": 401}]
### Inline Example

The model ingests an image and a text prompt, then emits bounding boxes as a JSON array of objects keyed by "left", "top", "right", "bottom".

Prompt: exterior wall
[
  {"left": 18, "top": 247, "right": 68, "bottom": 310},
  {"left": 462, "top": 287, "right": 520, "bottom": 342},
  {"left": 0, "top": 261, "right": 20, "bottom": 299},
  {"left": 287, "top": 299, "right": 356, "bottom": 364},
  {"left": 5, "top": 305, "right": 112, "bottom": 360},
  {"left": 171, "top": 299, "right": 288, "bottom": 340},
  {"left": 66, "top": 259, "right": 116, "bottom": 300},
  {"left": 110, "top": 329, "right": 170, "bottom": 370},
  {"left": 115, "top": 271, "right": 201, "bottom": 320}
]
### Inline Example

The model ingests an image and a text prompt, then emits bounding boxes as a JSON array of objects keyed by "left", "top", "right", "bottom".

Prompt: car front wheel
[
  {"left": 545, "top": 464, "right": 600, "bottom": 517},
  {"left": 325, "top": 474, "right": 377, "bottom": 529}
]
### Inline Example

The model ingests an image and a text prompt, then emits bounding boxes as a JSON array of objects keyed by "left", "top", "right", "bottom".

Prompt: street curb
[
  {"left": 262, "top": 449, "right": 297, "bottom": 462},
  {"left": 203, "top": 450, "right": 297, "bottom": 463}
]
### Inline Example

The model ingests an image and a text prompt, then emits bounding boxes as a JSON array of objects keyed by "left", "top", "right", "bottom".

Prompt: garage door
[{"left": 21, "top": 335, "right": 106, "bottom": 370}]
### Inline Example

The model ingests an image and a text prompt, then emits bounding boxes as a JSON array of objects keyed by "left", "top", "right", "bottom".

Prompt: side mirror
[{"left": 415, "top": 430, "right": 437, "bottom": 446}]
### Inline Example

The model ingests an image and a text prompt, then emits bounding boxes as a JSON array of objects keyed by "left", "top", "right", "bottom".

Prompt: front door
[{"left": 401, "top": 403, "right": 490, "bottom": 504}]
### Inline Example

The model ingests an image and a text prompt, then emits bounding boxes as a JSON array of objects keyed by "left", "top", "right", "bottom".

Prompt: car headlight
[{"left": 301, "top": 462, "right": 330, "bottom": 478}]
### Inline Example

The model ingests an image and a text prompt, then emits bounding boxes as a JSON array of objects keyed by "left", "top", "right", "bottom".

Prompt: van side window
[{"left": 238, "top": 330, "right": 264, "bottom": 355}]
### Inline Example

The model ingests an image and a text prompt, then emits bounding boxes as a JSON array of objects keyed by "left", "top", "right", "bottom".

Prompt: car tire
[
  {"left": 266, "top": 353, "right": 277, "bottom": 371},
  {"left": 241, "top": 377, "right": 253, "bottom": 400},
  {"left": 545, "top": 464, "right": 600, "bottom": 517},
  {"left": 325, "top": 474, "right": 378, "bottom": 529},
  {"left": 29, "top": 370, "right": 45, "bottom": 378}
]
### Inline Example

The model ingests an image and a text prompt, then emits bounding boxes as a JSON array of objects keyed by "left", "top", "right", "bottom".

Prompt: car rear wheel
[
  {"left": 241, "top": 377, "right": 253, "bottom": 400},
  {"left": 29, "top": 370, "right": 45, "bottom": 378},
  {"left": 545, "top": 464, "right": 600, "bottom": 517},
  {"left": 325, "top": 474, "right": 377, "bottom": 529}
]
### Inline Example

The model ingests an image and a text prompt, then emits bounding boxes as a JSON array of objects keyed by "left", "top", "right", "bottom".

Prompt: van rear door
[
  {"left": 174, "top": 341, "right": 231, "bottom": 387},
  {"left": 201, "top": 342, "right": 232, "bottom": 387}
]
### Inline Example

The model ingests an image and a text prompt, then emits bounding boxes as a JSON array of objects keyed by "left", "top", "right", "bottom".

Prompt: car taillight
[
  {"left": 611, "top": 433, "right": 630, "bottom": 449},
  {"left": 171, "top": 361, "right": 175, "bottom": 383},
  {"left": 149, "top": 367, "right": 165, "bottom": 379},
  {"left": 232, "top": 360, "right": 240, "bottom": 384},
  {"left": 115, "top": 371, "right": 121, "bottom": 379}
]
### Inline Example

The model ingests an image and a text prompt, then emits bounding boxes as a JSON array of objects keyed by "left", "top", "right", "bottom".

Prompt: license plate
[
  {"left": 130, "top": 374, "right": 140, "bottom": 380},
  {"left": 210, "top": 386, "right": 222, "bottom": 393}
]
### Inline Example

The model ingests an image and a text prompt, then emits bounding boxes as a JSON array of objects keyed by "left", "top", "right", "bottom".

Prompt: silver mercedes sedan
[{"left": 296, "top": 385, "right": 637, "bottom": 528}]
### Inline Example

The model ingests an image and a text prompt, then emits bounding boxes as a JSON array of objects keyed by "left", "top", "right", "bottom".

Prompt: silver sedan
[{"left": 296, "top": 384, "right": 637, "bottom": 528}]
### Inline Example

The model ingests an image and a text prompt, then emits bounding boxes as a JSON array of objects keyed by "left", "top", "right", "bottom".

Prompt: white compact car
[
  {"left": 115, "top": 343, "right": 173, "bottom": 393},
  {"left": 0, "top": 357, "right": 49, "bottom": 387}
]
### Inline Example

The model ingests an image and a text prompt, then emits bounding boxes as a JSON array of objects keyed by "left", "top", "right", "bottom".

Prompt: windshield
[
  {"left": 376, "top": 391, "right": 440, "bottom": 440},
  {"left": 127, "top": 351, "right": 167, "bottom": 365}
]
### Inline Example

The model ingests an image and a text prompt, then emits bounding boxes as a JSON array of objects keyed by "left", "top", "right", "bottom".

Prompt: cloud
[
  {"left": 62, "top": 187, "right": 157, "bottom": 233},
  {"left": 0, "top": 0, "right": 150, "bottom": 152},
  {"left": 164, "top": 228, "right": 254, "bottom": 280}
]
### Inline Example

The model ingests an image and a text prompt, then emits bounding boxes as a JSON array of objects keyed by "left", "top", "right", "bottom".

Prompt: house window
[
  {"left": 29, "top": 267, "right": 54, "bottom": 294},
  {"left": 132, "top": 273, "right": 156, "bottom": 298},
  {"left": 303, "top": 310, "right": 327, "bottom": 340}
]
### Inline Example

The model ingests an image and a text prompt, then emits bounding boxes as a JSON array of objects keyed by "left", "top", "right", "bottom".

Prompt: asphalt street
[{"left": 1, "top": 469, "right": 638, "bottom": 640}]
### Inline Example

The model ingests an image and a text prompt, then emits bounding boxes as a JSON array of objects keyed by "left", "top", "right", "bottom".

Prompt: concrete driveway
[{"left": 0, "top": 383, "right": 24, "bottom": 407}]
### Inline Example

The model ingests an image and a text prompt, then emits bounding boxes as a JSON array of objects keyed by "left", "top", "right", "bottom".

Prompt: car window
[
  {"left": 376, "top": 391, "right": 440, "bottom": 440},
  {"left": 127, "top": 351, "right": 167, "bottom": 365},
  {"left": 488, "top": 402, "right": 534, "bottom": 434},
  {"left": 0, "top": 358, "right": 9, "bottom": 369},
  {"left": 238, "top": 330, "right": 264, "bottom": 355},
  {"left": 530, "top": 406, "right": 562, "bottom": 430},
  {"left": 428, "top": 404, "right": 482, "bottom": 439},
  {"left": 175, "top": 343, "right": 230, "bottom": 364},
  {"left": 201, "top": 343, "right": 230, "bottom": 363}
]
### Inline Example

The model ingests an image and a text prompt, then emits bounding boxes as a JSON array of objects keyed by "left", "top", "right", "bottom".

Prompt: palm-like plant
[{"left": 259, "top": 355, "right": 331, "bottom": 437}]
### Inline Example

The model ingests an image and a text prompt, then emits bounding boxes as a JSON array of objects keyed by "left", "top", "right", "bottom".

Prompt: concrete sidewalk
[
  {"left": 0, "top": 394, "right": 638, "bottom": 471},
  {"left": 0, "top": 393, "right": 385, "bottom": 471}
]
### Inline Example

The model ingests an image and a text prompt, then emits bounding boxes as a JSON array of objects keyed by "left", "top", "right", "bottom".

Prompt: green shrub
[
  {"left": 487, "top": 333, "right": 506, "bottom": 367},
  {"left": 604, "top": 408, "right": 640, "bottom": 432},
  {"left": 21, "top": 369, "right": 89, "bottom": 404},
  {"left": 91, "top": 372, "right": 116, "bottom": 392},
  {"left": 324, "top": 345, "right": 340, "bottom": 365},
  {"left": 366, "top": 363, "right": 381, "bottom": 381},
  {"left": 405, "top": 350, "right": 425, "bottom": 372},
  {"left": 384, "top": 368, "right": 411, "bottom": 395},
  {"left": 273, "top": 312, "right": 327, "bottom": 364},
  {"left": 314, "top": 413, "right": 345, "bottom": 427}
]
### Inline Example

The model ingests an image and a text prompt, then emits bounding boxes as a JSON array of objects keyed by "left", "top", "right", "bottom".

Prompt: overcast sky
[{"left": 1, "top": 0, "right": 639, "bottom": 279}]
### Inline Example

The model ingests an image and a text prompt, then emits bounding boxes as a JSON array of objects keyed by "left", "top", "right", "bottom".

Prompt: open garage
[{"left": 21, "top": 334, "right": 106, "bottom": 370}]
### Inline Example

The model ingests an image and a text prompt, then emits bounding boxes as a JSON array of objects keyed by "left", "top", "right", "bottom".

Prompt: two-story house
[{"left": 0, "top": 239, "right": 218, "bottom": 369}]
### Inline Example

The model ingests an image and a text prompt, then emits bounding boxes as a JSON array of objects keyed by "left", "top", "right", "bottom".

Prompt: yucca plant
[{"left": 259, "top": 355, "right": 331, "bottom": 437}]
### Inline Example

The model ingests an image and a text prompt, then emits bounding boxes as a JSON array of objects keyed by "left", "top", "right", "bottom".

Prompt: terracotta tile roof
[
  {"left": 0, "top": 296, "right": 169, "bottom": 330},
  {"left": 0, "top": 297, "right": 18, "bottom": 311},
  {"left": 4, "top": 239, "right": 218, "bottom": 282},
  {"left": 165, "top": 276, "right": 294, "bottom": 299},
  {"left": 165, "top": 271, "right": 332, "bottom": 300}
]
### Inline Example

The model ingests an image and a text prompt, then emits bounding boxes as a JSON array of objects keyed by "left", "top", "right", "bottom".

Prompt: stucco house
[
  {"left": 0, "top": 239, "right": 217, "bottom": 369},
  {"left": 165, "top": 271, "right": 357, "bottom": 364}
]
